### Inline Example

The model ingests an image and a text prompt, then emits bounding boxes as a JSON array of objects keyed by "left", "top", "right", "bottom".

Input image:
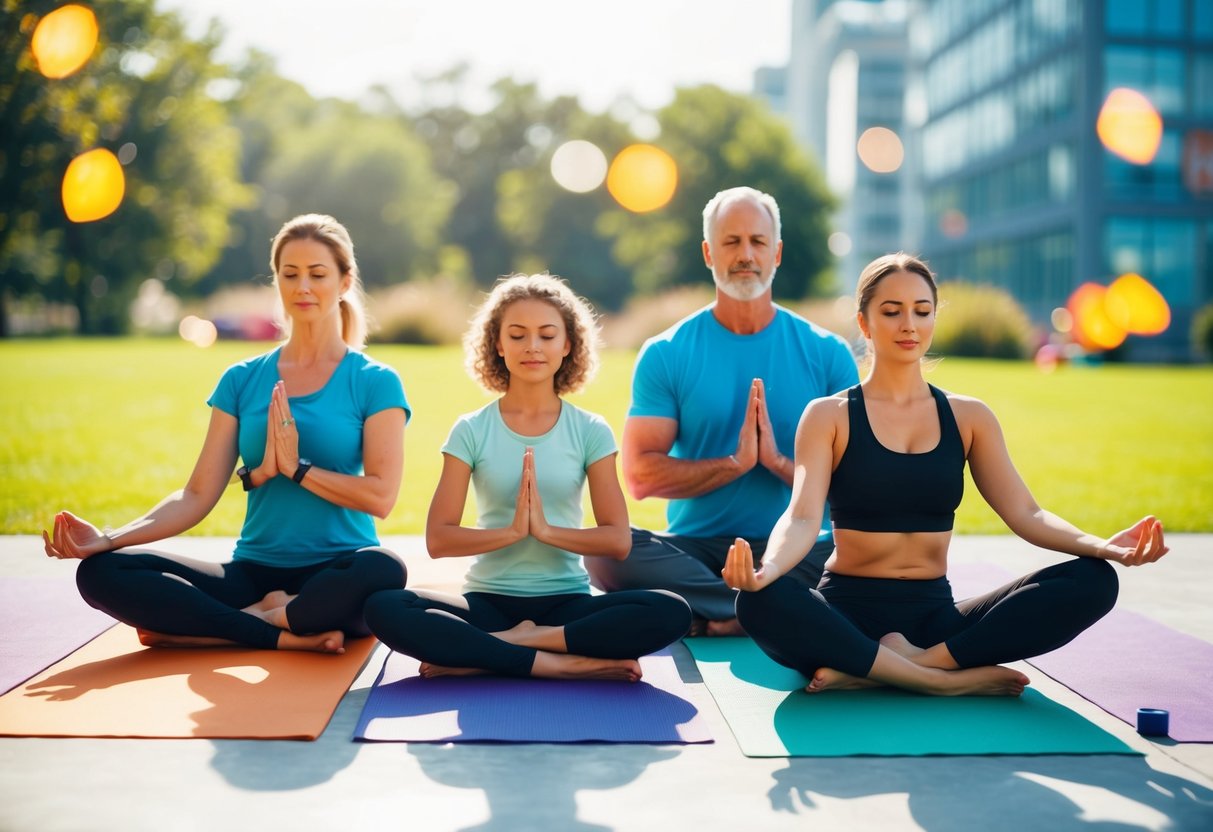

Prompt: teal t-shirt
[
  {"left": 442, "top": 401, "right": 616, "bottom": 596},
  {"left": 208, "top": 347, "right": 410, "bottom": 566},
  {"left": 630, "top": 305, "right": 858, "bottom": 539}
]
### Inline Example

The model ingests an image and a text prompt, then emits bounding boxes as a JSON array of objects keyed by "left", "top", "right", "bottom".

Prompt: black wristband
[
  {"left": 236, "top": 465, "right": 255, "bottom": 492},
  {"left": 292, "top": 459, "right": 312, "bottom": 484}
]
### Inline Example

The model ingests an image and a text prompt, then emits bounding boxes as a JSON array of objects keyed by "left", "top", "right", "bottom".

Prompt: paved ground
[{"left": 2, "top": 534, "right": 1211, "bottom": 832}]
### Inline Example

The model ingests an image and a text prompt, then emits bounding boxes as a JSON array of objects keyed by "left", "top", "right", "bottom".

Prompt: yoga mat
[
  {"left": 0, "top": 624, "right": 377, "bottom": 739},
  {"left": 685, "top": 637, "right": 1138, "bottom": 757},
  {"left": 0, "top": 576, "right": 116, "bottom": 695},
  {"left": 354, "top": 650, "right": 712, "bottom": 744},
  {"left": 951, "top": 561, "right": 1213, "bottom": 742}
]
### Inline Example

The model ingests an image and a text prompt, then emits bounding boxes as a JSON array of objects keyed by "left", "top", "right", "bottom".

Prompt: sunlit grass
[{"left": 3, "top": 339, "right": 1210, "bottom": 537}]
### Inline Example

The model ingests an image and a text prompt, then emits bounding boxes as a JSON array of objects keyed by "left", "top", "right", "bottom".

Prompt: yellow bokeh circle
[
  {"left": 31, "top": 4, "right": 99, "bottom": 80},
  {"left": 1105, "top": 273, "right": 1170, "bottom": 335},
  {"left": 1097, "top": 88, "right": 1163, "bottom": 165},
  {"left": 62, "top": 148, "right": 126, "bottom": 223},
  {"left": 606, "top": 144, "right": 678, "bottom": 213}
]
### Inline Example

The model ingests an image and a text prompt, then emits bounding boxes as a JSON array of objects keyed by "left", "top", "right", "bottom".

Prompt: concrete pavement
[{"left": 1, "top": 534, "right": 1211, "bottom": 832}]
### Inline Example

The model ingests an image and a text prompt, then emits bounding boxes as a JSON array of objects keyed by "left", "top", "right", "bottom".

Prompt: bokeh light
[
  {"left": 827, "top": 231, "right": 852, "bottom": 257},
  {"left": 62, "top": 148, "right": 125, "bottom": 222},
  {"left": 179, "top": 315, "right": 218, "bottom": 348},
  {"left": 1067, "top": 282, "right": 1127, "bottom": 351},
  {"left": 1097, "top": 87, "right": 1163, "bottom": 165},
  {"left": 1035, "top": 343, "right": 1063, "bottom": 373},
  {"left": 1105, "top": 272, "right": 1170, "bottom": 335},
  {"left": 856, "top": 126, "right": 904, "bottom": 173},
  {"left": 939, "top": 209, "right": 968, "bottom": 238},
  {"left": 550, "top": 140, "right": 608, "bottom": 193},
  {"left": 1050, "top": 307, "right": 1073, "bottom": 333},
  {"left": 606, "top": 144, "right": 678, "bottom": 213},
  {"left": 31, "top": 4, "right": 99, "bottom": 79}
]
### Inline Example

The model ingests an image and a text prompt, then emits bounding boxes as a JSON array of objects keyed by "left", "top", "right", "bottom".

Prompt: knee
[
  {"left": 354, "top": 547, "right": 408, "bottom": 589},
  {"left": 362, "top": 588, "right": 415, "bottom": 633},
  {"left": 74, "top": 551, "right": 121, "bottom": 602},
  {"left": 1077, "top": 557, "right": 1119, "bottom": 611},
  {"left": 649, "top": 589, "right": 693, "bottom": 635}
]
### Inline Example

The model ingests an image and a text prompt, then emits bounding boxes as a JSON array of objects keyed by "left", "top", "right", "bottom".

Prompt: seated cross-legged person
[{"left": 365, "top": 273, "right": 691, "bottom": 681}]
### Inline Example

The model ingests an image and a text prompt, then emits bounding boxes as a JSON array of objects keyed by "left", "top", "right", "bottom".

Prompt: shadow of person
[
  {"left": 766, "top": 754, "right": 1213, "bottom": 831},
  {"left": 206, "top": 685, "right": 368, "bottom": 792},
  {"left": 408, "top": 741, "right": 680, "bottom": 832}
]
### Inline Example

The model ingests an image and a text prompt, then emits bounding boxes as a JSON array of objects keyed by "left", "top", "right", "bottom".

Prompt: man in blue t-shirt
[{"left": 585, "top": 186, "right": 858, "bottom": 635}]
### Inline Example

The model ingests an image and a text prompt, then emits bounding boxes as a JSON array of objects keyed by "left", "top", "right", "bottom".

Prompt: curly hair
[{"left": 464, "top": 273, "right": 600, "bottom": 395}]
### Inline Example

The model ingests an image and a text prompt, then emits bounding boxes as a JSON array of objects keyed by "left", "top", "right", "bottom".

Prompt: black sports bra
[{"left": 827, "top": 384, "right": 965, "bottom": 532}]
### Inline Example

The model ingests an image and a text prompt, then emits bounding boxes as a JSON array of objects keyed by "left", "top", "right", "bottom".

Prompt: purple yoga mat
[
  {"left": 951, "top": 561, "right": 1213, "bottom": 742},
  {"left": 1, "top": 576, "right": 116, "bottom": 694},
  {"left": 354, "top": 650, "right": 713, "bottom": 744}
]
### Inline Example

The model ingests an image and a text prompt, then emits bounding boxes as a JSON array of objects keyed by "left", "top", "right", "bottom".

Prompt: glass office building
[{"left": 911, "top": 0, "right": 1213, "bottom": 360}]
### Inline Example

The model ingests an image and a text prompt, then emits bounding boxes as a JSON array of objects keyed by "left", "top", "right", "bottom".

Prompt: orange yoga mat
[{"left": 0, "top": 625, "right": 377, "bottom": 740}]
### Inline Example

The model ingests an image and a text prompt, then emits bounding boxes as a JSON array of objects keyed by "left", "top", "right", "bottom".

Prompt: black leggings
[
  {"left": 76, "top": 547, "right": 407, "bottom": 649},
  {"left": 364, "top": 588, "right": 692, "bottom": 677},
  {"left": 736, "top": 558, "right": 1119, "bottom": 678}
]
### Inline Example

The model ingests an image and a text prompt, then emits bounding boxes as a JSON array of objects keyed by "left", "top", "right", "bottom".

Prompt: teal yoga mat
[{"left": 685, "top": 637, "right": 1139, "bottom": 757}]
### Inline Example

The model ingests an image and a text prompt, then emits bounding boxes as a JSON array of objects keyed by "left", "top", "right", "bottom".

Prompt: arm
[
  {"left": 722, "top": 400, "right": 837, "bottom": 591},
  {"left": 272, "top": 382, "right": 405, "bottom": 519},
  {"left": 529, "top": 452, "right": 630, "bottom": 560},
  {"left": 425, "top": 452, "right": 528, "bottom": 559},
  {"left": 44, "top": 407, "right": 239, "bottom": 559},
  {"left": 966, "top": 398, "right": 1168, "bottom": 566},
  {"left": 621, "top": 380, "right": 762, "bottom": 500}
]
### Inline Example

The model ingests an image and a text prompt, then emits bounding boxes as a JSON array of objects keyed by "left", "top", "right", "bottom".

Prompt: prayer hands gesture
[
  {"left": 1101, "top": 516, "right": 1168, "bottom": 567},
  {"left": 259, "top": 381, "right": 301, "bottom": 481},
  {"left": 42, "top": 510, "right": 112, "bottom": 560},
  {"left": 733, "top": 379, "right": 787, "bottom": 477},
  {"left": 721, "top": 536, "right": 776, "bottom": 592},
  {"left": 510, "top": 447, "right": 549, "bottom": 543}
]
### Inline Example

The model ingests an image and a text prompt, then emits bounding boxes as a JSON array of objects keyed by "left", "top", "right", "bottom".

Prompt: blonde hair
[
  {"left": 464, "top": 273, "right": 600, "bottom": 395},
  {"left": 270, "top": 214, "right": 368, "bottom": 350}
]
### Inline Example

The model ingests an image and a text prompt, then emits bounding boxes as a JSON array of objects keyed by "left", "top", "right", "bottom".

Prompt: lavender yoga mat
[
  {"left": 951, "top": 562, "right": 1213, "bottom": 742},
  {"left": 1, "top": 576, "right": 115, "bottom": 694},
  {"left": 354, "top": 650, "right": 713, "bottom": 744}
]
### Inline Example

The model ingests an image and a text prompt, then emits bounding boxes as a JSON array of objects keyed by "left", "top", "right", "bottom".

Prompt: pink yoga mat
[
  {"left": 1, "top": 576, "right": 115, "bottom": 694},
  {"left": 951, "top": 562, "right": 1213, "bottom": 742}
]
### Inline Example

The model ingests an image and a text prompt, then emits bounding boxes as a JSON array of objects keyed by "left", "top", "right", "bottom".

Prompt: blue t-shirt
[
  {"left": 630, "top": 305, "right": 858, "bottom": 539},
  {"left": 442, "top": 401, "right": 617, "bottom": 596},
  {"left": 208, "top": 347, "right": 410, "bottom": 566}
]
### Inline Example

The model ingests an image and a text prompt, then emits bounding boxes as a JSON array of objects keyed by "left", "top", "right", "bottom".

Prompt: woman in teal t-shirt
[
  {"left": 43, "top": 214, "right": 409, "bottom": 653},
  {"left": 366, "top": 274, "right": 690, "bottom": 680}
]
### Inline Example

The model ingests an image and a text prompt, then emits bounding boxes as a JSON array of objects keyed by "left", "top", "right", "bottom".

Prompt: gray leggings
[{"left": 586, "top": 527, "right": 834, "bottom": 620}]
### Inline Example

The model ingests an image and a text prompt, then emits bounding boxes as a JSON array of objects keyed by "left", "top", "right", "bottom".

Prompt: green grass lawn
[{"left": 3, "top": 338, "right": 1211, "bottom": 537}]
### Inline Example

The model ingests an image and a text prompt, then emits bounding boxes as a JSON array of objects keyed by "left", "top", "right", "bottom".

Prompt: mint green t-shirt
[{"left": 442, "top": 401, "right": 617, "bottom": 596}]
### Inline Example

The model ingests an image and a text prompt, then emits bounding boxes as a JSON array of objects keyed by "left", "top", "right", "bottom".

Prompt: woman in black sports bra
[{"left": 723, "top": 252, "right": 1168, "bottom": 697}]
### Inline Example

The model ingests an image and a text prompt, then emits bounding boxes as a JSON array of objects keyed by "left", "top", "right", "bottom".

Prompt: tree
[
  {"left": 606, "top": 85, "right": 838, "bottom": 300},
  {"left": 0, "top": 0, "right": 251, "bottom": 333}
]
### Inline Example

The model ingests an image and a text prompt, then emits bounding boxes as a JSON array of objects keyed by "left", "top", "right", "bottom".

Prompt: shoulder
[
  {"left": 773, "top": 306, "right": 852, "bottom": 351},
  {"left": 804, "top": 388, "right": 852, "bottom": 424},
  {"left": 938, "top": 388, "right": 999, "bottom": 428},
  {"left": 221, "top": 347, "right": 279, "bottom": 378},
  {"left": 347, "top": 350, "right": 402, "bottom": 383},
  {"left": 638, "top": 306, "right": 715, "bottom": 352}
]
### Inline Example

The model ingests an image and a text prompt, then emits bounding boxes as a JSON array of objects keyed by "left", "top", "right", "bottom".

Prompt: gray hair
[{"left": 702, "top": 186, "right": 781, "bottom": 243}]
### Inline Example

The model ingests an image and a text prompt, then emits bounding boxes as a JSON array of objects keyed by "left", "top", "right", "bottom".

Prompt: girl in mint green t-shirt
[{"left": 366, "top": 274, "right": 690, "bottom": 680}]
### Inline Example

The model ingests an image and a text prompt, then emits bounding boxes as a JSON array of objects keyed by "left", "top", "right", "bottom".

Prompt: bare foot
[
  {"left": 489, "top": 619, "right": 566, "bottom": 652},
  {"left": 137, "top": 629, "right": 240, "bottom": 648},
  {"left": 243, "top": 590, "right": 293, "bottom": 613},
  {"left": 419, "top": 663, "right": 489, "bottom": 678},
  {"left": 879, "top": 632, "right": 924, "bottom": 659},
  {"left": 806, "top": 667, "right": 883, "bottom": 693},
  {"left": 276, "top": 629, "right": 345, "bottom": 654},
  {"left": 531, "top": 653, "right": 642, "bottom": 682},
  {"left": 922, "top": 665, "right": 1029, "bottom": 697},
  {"left": 705, "top": 618, "right": 746, "bottom": 637}
]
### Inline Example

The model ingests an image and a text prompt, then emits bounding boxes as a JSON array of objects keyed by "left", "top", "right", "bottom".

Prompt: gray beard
[{"left": 714, "top": 268, "right": 776, "bottom": 302}]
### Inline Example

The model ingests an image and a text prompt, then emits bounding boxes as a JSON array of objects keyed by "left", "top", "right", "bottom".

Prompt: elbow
[
  {"left": 369, "top": 495, "right": 396, "bottom": 520},
  {"left": 607, "top": 528, "right": 632, "bottom": 561},
  {"left": 424, "top": 529, "right": 452, "bottom": 559},
  {"left": 623, "top": 472, "right": 653, "bottom": 501}
]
